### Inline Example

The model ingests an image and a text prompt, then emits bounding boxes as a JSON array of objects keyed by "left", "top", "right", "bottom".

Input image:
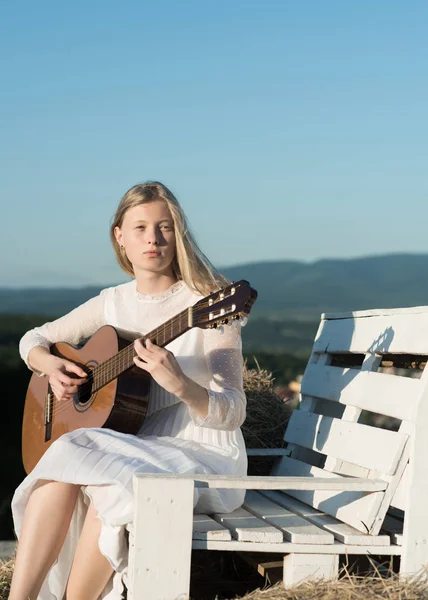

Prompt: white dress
[{"left": 12, "top": 279, "right": 247, "bottom": 600}]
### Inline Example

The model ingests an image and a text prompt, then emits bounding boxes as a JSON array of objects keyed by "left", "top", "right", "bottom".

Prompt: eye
[{"left": 135, "top": 225, "right": 145, "bottom": 230}]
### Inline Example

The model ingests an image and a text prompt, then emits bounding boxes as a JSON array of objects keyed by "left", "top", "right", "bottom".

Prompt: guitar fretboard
[{"left": 90, "top": 307, "right": 191, "bottom": 390}]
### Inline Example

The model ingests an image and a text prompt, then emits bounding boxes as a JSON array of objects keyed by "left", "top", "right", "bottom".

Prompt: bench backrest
[{"left": 272, "top": 306, "right": 428, "bottom": 535}]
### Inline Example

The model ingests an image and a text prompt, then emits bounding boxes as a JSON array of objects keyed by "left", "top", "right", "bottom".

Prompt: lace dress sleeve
[
  {"left": 189, "top": 321, "right": 246, "bottom": 431},
  {"left": 19, "top": 288, "right": 110, "bottom": 375}
]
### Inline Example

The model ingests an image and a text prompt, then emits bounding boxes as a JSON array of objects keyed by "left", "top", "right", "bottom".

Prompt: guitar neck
[{"left": 91, "top": 307, "right": 191, "bottom": 390}]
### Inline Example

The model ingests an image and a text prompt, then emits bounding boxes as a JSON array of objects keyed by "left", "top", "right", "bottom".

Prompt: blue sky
[{"left": 1, "top": 0, "right": 427, "bottom": 287}]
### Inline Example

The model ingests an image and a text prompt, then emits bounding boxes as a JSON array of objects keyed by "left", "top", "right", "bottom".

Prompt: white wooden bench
[{"left": 127, "top": 306, "right": 428, "bottom": 599}]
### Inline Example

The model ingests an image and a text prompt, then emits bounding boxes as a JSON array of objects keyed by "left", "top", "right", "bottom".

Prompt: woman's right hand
[{"left": 47, "top": 357, "right": 88, "bottom": 402}]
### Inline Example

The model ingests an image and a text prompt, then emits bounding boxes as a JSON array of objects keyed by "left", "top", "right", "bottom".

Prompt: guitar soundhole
[{"left": 73, "top": 364, "right": 97, "bottom": 412}]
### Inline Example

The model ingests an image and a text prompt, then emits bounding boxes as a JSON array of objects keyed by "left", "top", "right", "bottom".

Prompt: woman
[{"left": 10, "top": 181, "right": 247, "bottom": 600}]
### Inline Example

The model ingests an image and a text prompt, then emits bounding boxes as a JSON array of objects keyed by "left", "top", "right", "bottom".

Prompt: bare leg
[
  {"left": 66, "top": 502, "right": 114, "bottom": 600},
  {"left": 9, "top": 480, "right": 80, "bottom": 600}
]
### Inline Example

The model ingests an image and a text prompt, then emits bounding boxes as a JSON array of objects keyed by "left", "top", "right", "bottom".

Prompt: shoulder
[{"left": 99, "top": 280, "right": 135, "bottom": 300}]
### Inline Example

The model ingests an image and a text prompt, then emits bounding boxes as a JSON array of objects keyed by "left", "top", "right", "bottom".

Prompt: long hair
[{"left": 110, "top": 181, "right": 228, "bottom": 296}]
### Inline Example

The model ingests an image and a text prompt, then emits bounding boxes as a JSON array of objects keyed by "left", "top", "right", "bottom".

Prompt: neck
[{"left": 134, "top": 271, "right": 178, "bottom": 295}]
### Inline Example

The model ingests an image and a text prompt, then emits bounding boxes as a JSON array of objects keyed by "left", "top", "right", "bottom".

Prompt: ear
[{"left": 114, "top": 226, "right": 123, "bottom": 246}]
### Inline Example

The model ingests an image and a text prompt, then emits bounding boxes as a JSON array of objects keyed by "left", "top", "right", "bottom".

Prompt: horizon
[{"left": 2, "top": 251, "right": 427, "bottom": 290}]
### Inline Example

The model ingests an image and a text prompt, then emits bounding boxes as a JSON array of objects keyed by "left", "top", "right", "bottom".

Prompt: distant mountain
[
  {"left": 1, "top": 254, "right": 428, "bottom": 318},
  {"left": 223, "top": 254, "right": 428, "bottom": 317}
]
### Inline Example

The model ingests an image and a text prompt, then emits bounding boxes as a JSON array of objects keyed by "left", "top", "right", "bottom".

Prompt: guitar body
[{"left": 22, "top": 326, "right": 151, "bottom": 474}]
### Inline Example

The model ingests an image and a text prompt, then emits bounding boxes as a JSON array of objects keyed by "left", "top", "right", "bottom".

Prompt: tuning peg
[{"left": 240, "top": 316, "right": 248, "bottom": 327}]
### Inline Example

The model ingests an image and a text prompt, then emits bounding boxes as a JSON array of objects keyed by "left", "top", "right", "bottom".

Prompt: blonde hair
[{"left": 110, "top": 181, "right": 229, "bottom": 296}]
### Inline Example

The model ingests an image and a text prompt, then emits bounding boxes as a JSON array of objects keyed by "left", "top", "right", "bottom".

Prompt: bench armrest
[{"left": 133, "top": 473, "right": 387, "bottom": 492}]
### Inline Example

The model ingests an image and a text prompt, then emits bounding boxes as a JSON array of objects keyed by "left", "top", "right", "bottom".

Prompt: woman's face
[{"left": 115, "top": 201, "right": 176, "bottom": 277}]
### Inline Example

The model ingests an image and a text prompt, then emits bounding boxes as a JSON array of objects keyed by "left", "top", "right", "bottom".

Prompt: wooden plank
[
  {"left": 367, "top": 440, "right": 410, "bottom": 535},
  {"left": 192, "top": 514, "right": 232, "bottom": 541},
  {"left": 192, "top": 539, "right": 401, "bottom": 554},
  {"left": 400, "top": 373, "right": 428, "bottom": 575},
  {"left": 313, "top": 355, "right": 381, "bottom": 480},
  {"left": 237, "top": 552, "right": 283, "bottom": 577},
  {"left": 271, "top": 455, "right": 388, "bottom": 534},
  {"left": 243, "top": 491, "right": 334, "bottom": 544},
  {"left": 134, "top": 472, "right": 388, "bottom": 491},
  {"left": 285, "top": 410, "right": 408, "bottom": 475},
  {"left": 130, "top": 476, "right": 194, "bottom": 600},
  {"left": 263, "top": 490, "right": 391, "bottom": 546},
  {"left": 302, "top": 363, "right": 420, "bottom": 421},
  {"left": 391, "top": 462, "right": 409, "bottom": 511},
  {"left": 272, "top": 450, "right": 407, "bottom": 538},
  {"left": 283, "top": 553, "right": 338, "bottom": 587},
  {"left": 212, "top": 507, "right": 283, "bottom": 543},
  {"left": 323, "top": 306, "right": 428, "bottom": 319},
  {"left": 314, "top": 312, "right": 428, "bottom": 354}
]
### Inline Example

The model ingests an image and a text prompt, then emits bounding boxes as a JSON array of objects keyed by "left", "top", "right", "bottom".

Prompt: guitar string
[
  {"left": 50, "top": 308, "right": 191, "bottom": 419},
  {"left": 49, "top": 294, "right": 233, "bottom": 418}
]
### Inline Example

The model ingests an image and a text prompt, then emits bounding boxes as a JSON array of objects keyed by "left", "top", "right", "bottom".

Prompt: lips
[{"left": 144, "top": 252, "right": 161, "bottom": 257}]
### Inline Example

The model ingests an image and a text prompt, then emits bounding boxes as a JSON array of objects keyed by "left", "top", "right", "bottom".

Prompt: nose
[{"left": 146, "top": 226, "right": 160, "bottom": 245}]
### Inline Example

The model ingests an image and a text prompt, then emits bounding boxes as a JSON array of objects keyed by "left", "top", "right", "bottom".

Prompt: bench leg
[
  {"left": 128, "top": 476, "right": 195, "bottom": 600},
  {"left": 283, "top": 553, "right": 339, "bottom": 587}
]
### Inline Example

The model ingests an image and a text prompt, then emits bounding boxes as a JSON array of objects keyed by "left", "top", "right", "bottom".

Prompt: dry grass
[
  {"left": 0, "top": 559, "right": 13, "bottom": 600},
  {"left": 236, "top": 571, "right": 428, "bottom": 599}
]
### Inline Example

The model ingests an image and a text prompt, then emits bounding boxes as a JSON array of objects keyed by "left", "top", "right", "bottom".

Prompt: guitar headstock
[{"left": 192, "top": 280, "right": 258, "bottom": 330}]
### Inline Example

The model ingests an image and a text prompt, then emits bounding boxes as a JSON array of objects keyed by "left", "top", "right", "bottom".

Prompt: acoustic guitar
[{"left": 22, "top": 280, "right": 257, "bottom": 473}]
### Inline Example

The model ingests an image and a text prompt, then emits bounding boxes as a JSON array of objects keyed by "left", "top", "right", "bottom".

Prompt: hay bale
[{"left": 242, "top": 362, "right": 292, "bottom": 475}]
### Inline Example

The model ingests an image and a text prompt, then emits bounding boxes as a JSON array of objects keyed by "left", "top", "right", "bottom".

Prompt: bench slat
[
  {"left": 193, "top": 514, "right": 232, "bottom": 541},
  {"left": 314, "top": 312, "right": 428, "bottom": 355},
  {"left": 263, "top": 491, "right": 391, "bottom": 546},
  {"left": 271, "top": 456, "right": 385, "bottom": 534},
  {"left": 243, "top": 491, "right": 334, "bottom": 544},
  {"left": 285, "top": 410, "right": 408, "bottom": 475},
  {"left": 212, "top": 507, "right": 284, "bottom": 543},
  {"left": 302, "top": 363, "right": 420, "bottom": 421},
  {"left": 192, "top": 539, "right": 401, "bottom": 554},
  {"left": 391, "top": 463, "right": 409, "bottom": 511}
]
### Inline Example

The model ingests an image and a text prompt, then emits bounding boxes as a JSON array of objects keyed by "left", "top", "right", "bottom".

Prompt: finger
[
  {"left": 56, "top": 372, "right": 87, "bottom": 386},
  {"left": 65, "top": 362, "right": 88, "bottom": 379},
  {"left": 133, "top": 356, "right": 151, "bottom": 372},
  {"left": 134, "top": 339, "right": 152, "bottom": 358},
  {"left": 52, "top": 386, "right": 68, "bottom": 401},
  {"left": 145, "top": 339, "right": 169, "bottom": 360},
  {"left": 55, "top": 372, "right": 76, "bottom": 387},
  {"left": 64, "top": 384, "right": 79, "bottom": 394},
  {"left": 145, "top": 338, "right": 163, "bottom": 352},
  {"left": 51, "top": 385, "right": 62, "bottom": 399}
]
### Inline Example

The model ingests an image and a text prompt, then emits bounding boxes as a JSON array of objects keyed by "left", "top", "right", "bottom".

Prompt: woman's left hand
[{"left": 133, "top": 338, "right": 187, "bottom": 397}]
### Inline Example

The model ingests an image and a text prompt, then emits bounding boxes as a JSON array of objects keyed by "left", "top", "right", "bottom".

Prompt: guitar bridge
[{"left": 44, "top": 387, "right": 53, "bottom": 442}]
